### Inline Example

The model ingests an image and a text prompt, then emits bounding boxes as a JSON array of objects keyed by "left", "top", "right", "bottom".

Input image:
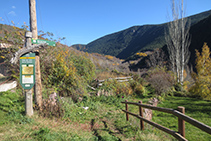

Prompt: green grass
[
  {"left": 153, "top": 96, "right": 211, "bottom": 141},
  {"left": 0, "top": 90, "right": 210, "bottom": 141}
]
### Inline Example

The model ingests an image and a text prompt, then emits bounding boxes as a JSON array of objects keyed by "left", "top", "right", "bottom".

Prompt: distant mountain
[
  {"left": 72, "top": 10, "right": 211, "bottom": 59},
  {"left": 127, "top": 14, "right": 211, "bottom": 71},
  {"left": 188, "top": 14, "right": 211, "bottom": 70},
  {"left": 71, "top": 44, "right": 86, "bottom": 51}
]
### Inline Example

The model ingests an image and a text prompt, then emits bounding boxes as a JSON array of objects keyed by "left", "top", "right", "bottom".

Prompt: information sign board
[
  {"left": 20, "top": 53, "right": 35, "bottom": 89},
  {"left": 31, "top": 39, "right": 56, "bottom": 46}
]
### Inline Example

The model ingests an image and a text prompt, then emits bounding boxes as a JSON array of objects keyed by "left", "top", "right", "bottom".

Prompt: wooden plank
[
  {"left": 87, "top": 85, "right": 96, "bottom": 90},
  {"left": 173, "top": 110, "right": 211, "bottom": 135},
  {"left": 114, "top": 76, "right": 132, "bottom": 80},
  {"left": 117, "top": 80, "right": 129, "bottom": 82},
  {"left": 122, "top": 101, "right": 174, "bottom": 114},
  {"left": 122, "top": 110, "right": 188, "bottom": 141},
  {"left": 122, "top": 101, "right": 211, "bottom": 135},
  {"left": 98, "top": 76, "right": 132, "bottom": 83}
]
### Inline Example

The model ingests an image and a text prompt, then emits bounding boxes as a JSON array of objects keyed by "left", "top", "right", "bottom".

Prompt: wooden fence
[
  {"left": 98, "top": 76, "right": 132, "bottom": 87},
  {"left": 122, "top": 100, "right": 211, "bottom": 141}
]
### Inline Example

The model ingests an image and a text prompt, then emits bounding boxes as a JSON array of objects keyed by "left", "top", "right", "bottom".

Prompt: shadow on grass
[
  {"left": 91, "top": 119, "right": 122, "bottom": 140},
  {"left": 160, "top": 96, "right": 211, "bottom": 118}
]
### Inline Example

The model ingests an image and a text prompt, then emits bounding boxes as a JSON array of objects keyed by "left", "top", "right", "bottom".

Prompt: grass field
[{"left": 0, "top": 89, "right": 210, "bottom": 141}]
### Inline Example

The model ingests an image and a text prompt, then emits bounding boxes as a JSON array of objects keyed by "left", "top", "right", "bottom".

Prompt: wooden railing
[
  {"left": 98, "top": 76, "right": 132, "bottom": 87},
  {"left": 122, "top": 100, "right": 211, "bottom": 141}
]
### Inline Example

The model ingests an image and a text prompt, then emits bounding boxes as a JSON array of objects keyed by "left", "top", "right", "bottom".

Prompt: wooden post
[
  {"left": 139, "top": 101, "right": 144, "bottom": 130},
  {"left": 125, "top": 100, "right": 129, "bottom": 121},
  {"left": 29, "top": 0, "right": 42, "bottom": 109},
  {"left": 25, "top": 32, "right": 33, "bottom": 116},
  {"left": 25, "top": 89, "right": 33, "bottom": 116},
  {"left": 29, "top": 0, "right": 38, "bottom": 38},
  {"left": 178, "top": 106, "right": 185, "bottom": 137}
]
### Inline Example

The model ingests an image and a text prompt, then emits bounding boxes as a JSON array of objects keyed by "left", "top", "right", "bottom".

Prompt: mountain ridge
[{"left": 72, "top": 9, "right": 211, "bottom": 59}]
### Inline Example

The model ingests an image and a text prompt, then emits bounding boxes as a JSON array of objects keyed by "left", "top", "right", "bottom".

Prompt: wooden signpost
[{"left": 10, "top": 0, "right": 55, "bottom": 116}]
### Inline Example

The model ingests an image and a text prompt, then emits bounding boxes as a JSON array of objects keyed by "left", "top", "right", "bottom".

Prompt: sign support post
[
  {"left": 21, "top": 32, "right": 35, "bottom": 116},
  {"left": 29, "top": 0, "right": 43, "bottom": 109}
]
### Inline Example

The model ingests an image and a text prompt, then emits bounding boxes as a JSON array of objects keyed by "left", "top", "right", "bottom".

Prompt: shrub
[
  {"left": 40, "top": 46, "right": 96, "bottom": 102},
  {"left": 99, "top": 79, "right": 133, "bottom": 96},
  {"left": 129, "top": 80, "right": 147, "bottom": 97},
  {"left": 39, "top": 99, "right": 64, "bottom": 118},
  {"left": 146, "top": 67, "right": 175, "bottom": 95}
]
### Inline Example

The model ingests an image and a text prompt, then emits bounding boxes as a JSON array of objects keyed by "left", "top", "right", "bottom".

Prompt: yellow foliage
[
  {"left": 105, "top": 55, "right": 114, "bottom": 60},
  {"left": 115, "top": 82, "right": 133, "bottom": 95},
  {"left": 136, "top": 52, "right": 147, "bottom": 57},
  {"left": 85, "top": 52, "right": 89, "bottom": 56},
  {"left": 135, "top": 83, "right": 145, "bottom": 94},
  {"left": 190, "top": 43, "right": 211, "bottom": 100},
  {"left": 183, "top": 69, "right": 187, "bottom": 79},
  {"left": 130, "top": 61, "right": 135, "bottom": 64}
]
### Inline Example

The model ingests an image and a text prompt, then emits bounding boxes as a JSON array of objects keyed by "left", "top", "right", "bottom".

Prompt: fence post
[
  {"left": 125, "top": 100, "right": 129, "bottom": 121},
  {"left": 178, "top": 106, "right": 185, "bottom": 137},
  {"left": 139, "top": 101, "right": 144, "bottom": 130}
]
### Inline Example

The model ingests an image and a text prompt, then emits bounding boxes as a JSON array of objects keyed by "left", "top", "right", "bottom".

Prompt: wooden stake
[
  {"left": 29, "top": 0, "right": 42, "bottom": 109},
  {"left": 139, "top": 101, "right": 144, "bottom": 130},
  {"left": 25, "top": 31, "right": 33, "bottom": 116},
  {"left": 25, "top": 89, "right": 33, "bottom": 116},
  {"left": 125, "top": 100, "right": 129, "bottom": 121},
  {"left": 178, "top": 106, "right": 185, "bottom": 137}
]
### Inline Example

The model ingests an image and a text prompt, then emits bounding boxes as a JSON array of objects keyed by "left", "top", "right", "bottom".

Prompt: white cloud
[
  {"left": 0, "top": 17, "right": 4, "bottom": 21},
  {"left": 8, "top": 11, "right": 16, "bottom": 16},
  {"left": 12, "top": 6, "right": 16, "bottom": 9}
]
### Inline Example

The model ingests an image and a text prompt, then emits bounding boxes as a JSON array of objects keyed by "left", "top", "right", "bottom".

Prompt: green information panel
[
  {"left": 20, "top": 53, "right": 35, "bottom": 89},
  {"left": 31, "top": 39, "right": 56, "bottom": 46}
]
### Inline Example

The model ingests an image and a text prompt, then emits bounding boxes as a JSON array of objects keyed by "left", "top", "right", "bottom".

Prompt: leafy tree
[{"left": 190, "top": 43, "right": 211, "bottom": 99}]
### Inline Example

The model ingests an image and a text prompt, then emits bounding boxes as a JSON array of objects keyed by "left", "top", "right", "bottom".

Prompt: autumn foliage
[
  {"left": 136, "top": 52, "right": 147, "bottom": 57},
  {"left": 190, "top": 43, "right": 211, "bottom": 100},
  {"left": 40, "top": 46, "right": 96, "bottom": 102}
]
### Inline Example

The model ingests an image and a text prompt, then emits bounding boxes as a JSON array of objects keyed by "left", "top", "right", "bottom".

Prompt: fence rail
[
  {"left": 121, "top": 100, "right": 211, "bottom": 141},
  {"left": 98, "top": 76, "right": 132, "bottom": 87}
]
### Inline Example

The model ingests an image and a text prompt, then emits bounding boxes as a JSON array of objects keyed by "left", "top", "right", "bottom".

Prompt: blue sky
[{"left": 0, "top": 0, "right": 211, "bottom": 45}]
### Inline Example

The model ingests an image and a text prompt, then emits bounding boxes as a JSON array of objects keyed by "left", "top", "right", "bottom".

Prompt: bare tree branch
[
  {"left": 10, "top": 43, "right": 48, "bottom": 64},
  {"left": 165, "top": 0, "right": 191, "bottom": 84}
]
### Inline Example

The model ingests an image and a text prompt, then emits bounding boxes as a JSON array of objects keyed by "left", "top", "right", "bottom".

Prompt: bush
[
  {"left": 39, "top": 98, "right": 64, "bottom": 118},
  {"left": 40, "top": 46, "right": 96, "bottom": 102},
  {"left": 99, "top": 79, "right": 133, "bottom": 96},
  {"left": 146, "top": 67, "right": 175, "bottom": 95}
]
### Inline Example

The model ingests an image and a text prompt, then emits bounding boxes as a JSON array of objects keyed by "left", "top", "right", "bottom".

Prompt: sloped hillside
[
  {"left": 189, "top": 14, "right": 211, "bottom": 71},
  {"left": 72, "top": 10, "right": 211, "bottom": 59}
]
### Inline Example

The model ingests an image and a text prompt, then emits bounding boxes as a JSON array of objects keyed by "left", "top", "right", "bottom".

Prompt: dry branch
[{"left": 10, "top": 43, "right": 48, "bottom": 64}]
